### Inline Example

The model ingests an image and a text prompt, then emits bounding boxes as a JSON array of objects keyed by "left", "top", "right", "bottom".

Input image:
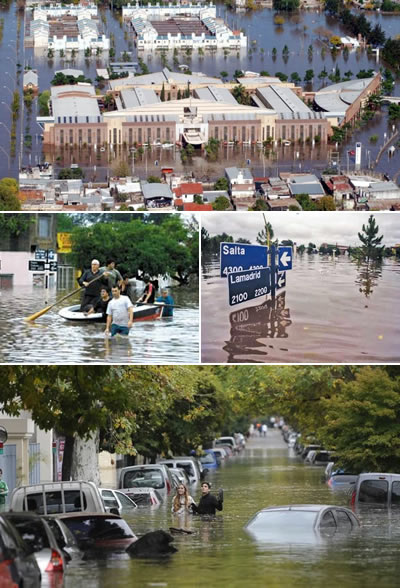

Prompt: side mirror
[{"left": 109, "top": 507, "right": 120, "bottom": 516}]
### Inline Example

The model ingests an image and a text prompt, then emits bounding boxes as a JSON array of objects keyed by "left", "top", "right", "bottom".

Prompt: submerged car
[
  {"left": 199, "top": 450, "right": 219, "bottom": 469},
  {"left": 0, "top": 514, "right": 41, "bottom": 588},
  {"left": 100, "top": 488, "right": 138, "bottom": 515},
  {"left": 245, "top": 505, "right": 360, "bottom": 544},
  {"left": 119, "top": 464, "right": 174, "bottom": 496},
  {"left": 351, "top": 473, "right": 400, "bottom": 507},
  {"left": 119, "top": 487, "right": 162, "bottom": 508}
]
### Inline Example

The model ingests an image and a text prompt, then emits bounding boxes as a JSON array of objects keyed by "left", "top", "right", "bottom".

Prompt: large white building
[{"left": 123, "top": 2, "right": 216, "bottom": 19}]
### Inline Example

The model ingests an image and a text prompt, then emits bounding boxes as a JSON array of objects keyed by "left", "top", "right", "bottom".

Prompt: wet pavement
[{"left": 63, "top": 430, "right": 400, "bottom": 587}]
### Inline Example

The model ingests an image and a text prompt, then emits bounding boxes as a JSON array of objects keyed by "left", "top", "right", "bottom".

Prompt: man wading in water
[{"left": 191, "top": 482, "right": 223, "bottom": 515}]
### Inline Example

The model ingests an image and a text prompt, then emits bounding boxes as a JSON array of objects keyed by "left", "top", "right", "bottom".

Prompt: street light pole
[
  {"left": 3, "top": 85, "right": 14, "bottom": 99},
  {"left": 0, "top": 145, "right": 10, "bottom": 168},
  {"left": 0, "top": 121, "right": 11, "bottom": 137},
  {"left": 1, "top": 101, "right": 12, "bottom": 115}
]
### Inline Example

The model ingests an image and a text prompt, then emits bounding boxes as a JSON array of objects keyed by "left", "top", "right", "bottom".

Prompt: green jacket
[{"left": 0, "top": 479, "right": 9, "bottom": 504}]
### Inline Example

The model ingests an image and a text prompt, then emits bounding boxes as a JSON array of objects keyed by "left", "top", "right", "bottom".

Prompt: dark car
[
  {"left": 52, "top": 513, "right": 137, "bottom": 552},
  {"left": 245, "top": 505, "right": 360, "bottom": 544},
  {"left": 0, "top": 514, "right": 41, "bottom": 588},
  {"left": 2, "top": 512, "right": 65, "bottom": 587},
  {"left": 44, "top": 517, "right": 83, "bottom": 562}
]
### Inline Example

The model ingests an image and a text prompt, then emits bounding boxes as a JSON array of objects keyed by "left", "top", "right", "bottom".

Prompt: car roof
[
  {"left": 258, "top": 505, "right": 341, "bottom": 513},
  {"left": 50, "top": 512, "right": 122, "bottom": 520},
  {"left": 357, "top": 473, "right": 400, "bottom": 478},
  {"left": 1, "top": 511, "right": 42, "bottom": 519}
]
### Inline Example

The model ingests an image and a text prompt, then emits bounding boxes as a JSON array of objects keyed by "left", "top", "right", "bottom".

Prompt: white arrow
[
  {"left": 280, "top": 251, "right": 291, "bottom": 267},
  {"left": 277, "top": 273, "right": 285, "bottom": 288}
]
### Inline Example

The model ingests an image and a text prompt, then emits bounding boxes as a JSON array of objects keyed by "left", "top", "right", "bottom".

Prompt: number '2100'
[{"left": 231, "top": 292, "right": 248, "bottom": 304}]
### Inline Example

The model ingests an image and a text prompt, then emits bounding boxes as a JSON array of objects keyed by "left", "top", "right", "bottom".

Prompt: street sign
[
  {"left": 278, "top": 246, "right": 292, "bottom": 271},
  {"left": 29, "top": 260, "right": 45, "bottom": 271},
  {"left": 220, "top": 242, "right": 268, "bottom": 278},
  {"left": 49, "top": 262, "right": 58, "bottom": 272},
  {"left": 228, "top": 267, "right": 271, "bottom": 307},
  {"left": 276, "top": 269, "right": 286, "bottom": 290},
  {"left": 35, "top": 249, "right": 46, "bottom": 260},
  {"left": 47, "top": 249, "right": 55, "bottom": 260}
]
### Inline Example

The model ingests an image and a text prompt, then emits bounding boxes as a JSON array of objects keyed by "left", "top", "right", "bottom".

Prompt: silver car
[{"left": 100, "top": 488, "right": 138, "bottom": 514}]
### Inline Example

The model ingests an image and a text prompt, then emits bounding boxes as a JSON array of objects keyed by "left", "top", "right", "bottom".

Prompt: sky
[{"left": 202, "top": 212, "right": 400, "bottom": 247}]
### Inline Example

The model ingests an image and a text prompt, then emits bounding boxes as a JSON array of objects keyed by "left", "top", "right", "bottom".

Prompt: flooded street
[
  {"left": 201, "top": 253, "right": 400, "bottom": 363},
  {"left": 0, "top": 284, "right": 199, "bottom": 364},
  {"left": 63, "top": 431, "right": 400, "bottom": 588}
]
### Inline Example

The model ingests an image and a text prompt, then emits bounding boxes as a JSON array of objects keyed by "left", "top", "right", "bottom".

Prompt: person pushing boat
[
  {"left": 105, "top": 286, "right": 134, "bottom": 337},
  {"left": 156, "top": 289, "right": 174, "bottom": 317},
  {"left": 77, "top": 259, "right": 108, "bottom": 312}
]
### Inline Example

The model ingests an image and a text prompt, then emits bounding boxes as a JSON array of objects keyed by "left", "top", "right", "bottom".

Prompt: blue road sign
[
  {"left": 278, "top": 246, "right": 292, "bottom": 271},
  {"left": 228, "top": 267, "right": 271, "bottom": 307},
  {"left": 220, "top": 242, "right": 268, "bottom": 278},
  {"left": 276, "top": 270, "right": 286, "bottom": 290},
  {"left": 35, "top": 249, "right": 46, "bottom": 260}
]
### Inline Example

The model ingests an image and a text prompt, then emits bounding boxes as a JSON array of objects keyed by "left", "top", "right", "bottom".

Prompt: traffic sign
[
  {"left": 29, "top": 260, "right": 45, "bottom": 271},
  {"left": 276, "top": 270, "right": 286, "bottom": 290},
  {"left": 35, "top": 249, "right": 46, "bottom": 260},
  {"left": 220, "top": 242, "right": 268, "bottom": 278},
  {"left": 49, "top": 262, "right": 58, "bottom": 272},
  {"left": 278, "top": 246, "right": 292, "bottom": 271},
  {"left": 228, "top": 267, "right": 271, "bottom": 306},
  {"left": 47, "top": 249, "right": 55, "bottom": 260}
]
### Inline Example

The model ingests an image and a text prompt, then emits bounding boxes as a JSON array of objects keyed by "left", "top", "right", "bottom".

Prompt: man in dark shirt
[
  {"left": 136, "top": 276, "right": 156, "bottom": 304},
  {"left": 87, "top": 287, "right": 111, "bottom": 321},
  {"left": 191, "top": 482, "right": 223, "bottom": 515},
  {"left": 77, "top": 259, "right": 107, "bottom": 312}
]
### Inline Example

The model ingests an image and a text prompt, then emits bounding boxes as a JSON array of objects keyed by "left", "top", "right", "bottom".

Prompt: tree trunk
[
  {"left": 71, "top": 431, "right": 101, "bottom": 485},
  {"left": 62, "top": 435, "right": 74, "bottom": 481}
]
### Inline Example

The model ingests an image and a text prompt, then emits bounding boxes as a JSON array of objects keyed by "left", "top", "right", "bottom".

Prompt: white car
[{"left": 100, "top": 488, "right": 138, "bottom": 514}]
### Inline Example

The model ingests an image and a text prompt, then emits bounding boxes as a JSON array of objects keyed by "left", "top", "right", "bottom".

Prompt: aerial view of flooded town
[{"left": 0, "top": 0, "right": 399, "bottom": 211}]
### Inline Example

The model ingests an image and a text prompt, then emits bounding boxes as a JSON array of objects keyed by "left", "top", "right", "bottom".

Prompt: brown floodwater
[{"left": 201, "top": 252, "right": 400, "bottom": 363}]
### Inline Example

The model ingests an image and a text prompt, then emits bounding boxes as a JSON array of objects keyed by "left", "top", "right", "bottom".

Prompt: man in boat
[
  {"left": 136, "top": 276, "right": 156, "bottom": 304},
  {"left": 190, "top": 482, "right": 223, "bottom": 516},
  {"left": 105, "top": 286, "right": 134, "bottom": 337},
  {"left": 77, "top": 259, "right": 108, "bottom": 312},
  {"left": 100, "top": 258, "right": 123, "bottom": 291},
  {"left": 86, "top": 287, "right": 111, "bottom": 320},
  {"left": 156, "top": 289, "right": 174, "bottom": 317}
]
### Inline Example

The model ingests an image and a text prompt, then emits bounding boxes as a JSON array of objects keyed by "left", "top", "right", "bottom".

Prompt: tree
[
  {"left": 275, "top": 72, "right": 288, "bottom": 82},
  {"left": 111, "top": 161, "right": 130, "bottom": 178},
  {"left": 295, "top": 193, "right": 317, "bottom": 210},
  {"left": 0, "top": 178, "right": 21, "bottom": 211},
  {"left": 273, "top": 0, "right": 299, "bottom": 11},
  {"left": 38, "top": 91, "right": 50, "bottom": 116},
  {"left": 290, "top": 72, "right": 301, "bottom": 84},
  {"left": 252, "top": 199, "right": 268, "bottom": 211},
  {"left": 214, "top": 177, "right": 229, "bottom": 191},
  {"left": 317, "top": 196, "right": 336, "bottom": 211},
  {"left": 357, "top": 215, "right": 384, "bottom": 261},
  {"left": 256, "top": 222, "right": 275, "bottom": 246},
  {"left": 147, "top": 175, "right": 161, "bottom": 183},
  {"left": 304, "top": 69, "right": 314, "bottom": 83},
  {"left": 232, "top": 84, "right": 251, "bottom": 105},
  {"left": 220, "top": 70, "right": 228, "bottom": 81},
  {"left": 330, "top": 35, "right": 342, "bottom": 47},
  {"left": 58, "top": 168, "right": 84, "bottom": 180},
  {"left": 160, "top": 83, "right": 165, "bottom": 102},
  {"left": 212, "top": 196, "right": 230, "bottom": 210}
]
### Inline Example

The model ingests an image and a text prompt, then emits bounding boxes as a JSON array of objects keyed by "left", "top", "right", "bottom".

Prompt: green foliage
[
  {"left": 256, "top": 222, "right": 275, "bottom": 245},
  {"left": 212, "top": 196, "right": 230, "bottom": 210},
  {"left": 356, "top": 215, "right": 384, "bottom": 261},
  {"left": 38, "top": 91, "right": 50, "bottom": 116},
  {"left": 214, "top": 177, "right": 229, "bottom": 191},
  {"left": 388, "top": 103, "right": 400, "bottom": 120},
  {"left": 147, "top": 175, "right": 161, "bottom": 183},
  {"left": 275, "top": 72, "right": 288, "bottom": 82},
  {"left": 0, "top": 180, "right": 21, "bottom": 211},
  {"left": 231, "top": 84, "right": 252, "bottom": 105},
  {"left": 252, "top": 199, "right": 269, "bottom": 210},
  {"left": 58, "top": 168, "right": 84, "bottom": 180},
  {"left": 273, "top": 0, "right": 299, "bottom": 10},
  {"left": 51, "top": 72, "right": 92, "bottom": 86}
]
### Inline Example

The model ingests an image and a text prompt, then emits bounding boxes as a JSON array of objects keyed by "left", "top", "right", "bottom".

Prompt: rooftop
[
  {"left": 314, "top": 76, "right": 377, "bottom": 114},
  {"left": 256, "top": 85, "right": 311, "bottom": 116},
  {"left": 120, "top": 87, "right": 160, "bottom": 109}
]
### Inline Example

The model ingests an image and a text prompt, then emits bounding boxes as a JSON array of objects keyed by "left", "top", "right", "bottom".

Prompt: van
[
  {"left": 157, "top": 457, "right": 204, "bottom": 484},
  {"left": 9, "top": 481, "right": 107, "bottom": 515},
  {"left": 351, "top": 473, "right": 400, "bottom": 507},
  {"left": 119, "top": 464, "right": 174, "bottom": 496}
]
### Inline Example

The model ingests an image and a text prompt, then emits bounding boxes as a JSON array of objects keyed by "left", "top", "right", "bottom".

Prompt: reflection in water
[
  {"left": 354, "top": 261, "right": 383, "bottom": 300},
  {"left": 224, "top": 292, "right": 292, "bottom": 363}
]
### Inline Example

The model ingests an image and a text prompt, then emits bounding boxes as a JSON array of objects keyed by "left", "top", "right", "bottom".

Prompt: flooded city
[{"left": 61, "top": 432, "right": 400, "bottom": 588}]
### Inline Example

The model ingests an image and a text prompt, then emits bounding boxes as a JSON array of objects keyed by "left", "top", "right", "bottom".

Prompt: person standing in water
[
  {"left": 191, "top": 482, "right": 223, "bottom": 515},
  {"left": 171, "top": 484, "right": 195, "bottom": 515}
]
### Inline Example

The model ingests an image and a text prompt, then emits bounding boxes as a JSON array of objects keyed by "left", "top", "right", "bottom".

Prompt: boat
[{"left": 59, "top": 304, "right": 162, "bottom": 322}]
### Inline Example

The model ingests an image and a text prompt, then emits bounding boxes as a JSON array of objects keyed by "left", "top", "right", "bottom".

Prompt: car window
[
  {"left": 359, "top": 480, "right": 388, "bottom": 504},
  {"left": 62, "top": 517, "right": 135, "bottom": 541},
  {"left": 45, "top": 519, "right": 65, "bottom": 547},
  {"left": 250, "top": 510, "right": 317, "bottom": 530},
  {"left": 0, "top": 521, "right": 19, "bottom": 552},
  {"left": 9, "top": 519, "right": 50, "bottom": 552},
  {"left": 335, "top": 510, "right": 353, "bottom": 529},
  {"left": 22, "top": 490, "right": 87, "bottom": 513},
  {"left": 320, "top": 511, "right": 337, "bottom": 528},
  {"left": 123, "top": 469, "right": 165, "bottom": 490},
  {"left": 391, "top": 481, "right": 400, "bottom": 505},
  {"left": 200, "top": 453, "right": 215, "bottom": 464},
  {"left": 177, "top": 463, "right": 194, "bottom": 476},
  {"left": 102, "top": 494, "right": 119, "bottom": 510},
  {"left": 116, "top": 492, "right": 137, "bottom": 509},
  {"left": 127, "top": 493, "right": 151, "bottom": 506}
]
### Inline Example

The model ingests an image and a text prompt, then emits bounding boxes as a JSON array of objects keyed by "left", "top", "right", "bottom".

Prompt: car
[
  {"left": 119, "top": 464, "right": 174, "bottom": 496},
  {"left": 100, "top": 488, "right": 138, "bottom": 514},
  {"left": 199, "top": 449, "right": 219, "bottom": 469},
  {"left": 244, "top": 505, "right": 360, "bottom": 543},
  {"left": 214, "top": 444, "right": 233, "bottom": 458},
  {"left": 327, "top": 472, "right": 359, "bottom": 489},
  {"left": 309, "top": 450, "right": 332, "bottom": 466},
  {"left": 51, "top": 513, "right": 137, "bottom": 552},
  {"left": 210, "top": 448, "right": 227, "bottom": 463},
  {"left": 2, "top": 512, "right": 65, "bottom": 586},
  {"left": 43, "top": 517, "right": 83, "bottom": 563},
  {"left": 301, "top": 444, "right": 321, "bottom": 459},
  {"left": 288, "top": 433, "right": 298, "bottom": 448},
  {"left": 10, "top": 481, "right": 107, "bottom": 514},
  {"left": 157, "top": 458, "right": 204, "bottom": 484},
  {"left": 215, "top": 436, "right": 239, "bottom": 454},
  {"left": 0, "top": 514, "right": 41, "bottom": 588},
  {"left": 351, "top": 473, "right": 400, "bottom": 507},
  {"left": 119, "top": 488, "right": 162, "bottom": 507},
  {"left": 169, "top": 468, "right": 191, "bottom": 487}
]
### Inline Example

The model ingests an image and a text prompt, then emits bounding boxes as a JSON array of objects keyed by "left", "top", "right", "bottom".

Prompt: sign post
[
  {"left": 220, "top": 242, "right": 268, "bottom": 278},
  {"left": 228, "top": 267, "right": 271, "bottom": 306},
  {"left": 30, "top": 249, "right": 57, "bottom": 302}
]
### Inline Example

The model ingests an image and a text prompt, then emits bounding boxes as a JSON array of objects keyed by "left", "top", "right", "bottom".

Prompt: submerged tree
[{"left": 357, "top": 215, "right": 384, "bottom": 262}]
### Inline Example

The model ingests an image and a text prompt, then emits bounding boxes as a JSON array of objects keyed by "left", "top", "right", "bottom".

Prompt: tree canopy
[{"left": 0, "top": 178, "right": 21, "bottom": 211}]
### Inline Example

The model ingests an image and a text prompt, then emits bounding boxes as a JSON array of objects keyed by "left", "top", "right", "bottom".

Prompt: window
[
  {"left": 300, "top": 125, "right": 304, "bottom": 140},
  {"left": 320, "top": 510, "right": 336, "bottom": 528},
  {"left": 291, "top": 125, "right": 295, "bottom": 140},
  {"left": 122, "top": 468, "right": 164, "bottom": 490},
  {"left": 359, "top": 480, "right": 388, "bottom": 504},
  {"left": 156, "top": 127, "right": 161, "bottom": 140},
  {"left": 266, "top": 125, "right": 270, "bottom": 139},
  {"left": 38, "top": 216, "right": 51, "bottom": 238},
  {"left": 282, "top": 126, "right": 286, "bottom": 140},
  {"left": 309, "top": 125, "right": 313, "bottom": 139},
  {"left": 242, "top": 126, "right": 246, "bottom": 142},
  {"left": 232, "top": 126, "right": 237, "bottom": 141},
  {"left": 60, "top": 129, "right": 64, "bottom": 145},
  {"left": 119, "top": 130, "right": 121, "bottom": 144},
  {"left": 113, "top": 128, "right": 117, "bottom": 144},
  {"left": 101, "top": 491, "right": 119, "bottom": 510},
  {"left": 69, "top": 129, "right": 73, "bottom": 144},
  {"left": 214, "top": 126, "right": 219, "bottom": 140},
  {"left": 87, "top": 129, "right": 91, "bottom": 144},
  {"left": 78, "top": 129, "right": 82, "bottom": 144},
  {"left": 22, "top": 490, "right": 88, "bottom": 514},
  {"left": 335, "top": 510, "right": 353, "bottom": 530},
  {"left": 97, "top": 128, "right": 101, "bottom": 145},
  {"left": 62, "top": 517, "right": 135, "bottom": 541},
  {"left": 129, "top": 128, "right": 133, "bottom": 145},
  {"left": 166, "top": 127, "right": 170, "bottom": 141},
  {"left": 116, "top": 492, "right": 137, "bottom": 509},
  {"left": 224, "top": 126, "right": 228, "bottom": 141},
  {"left": 251, "top": 126, "right": 255, "bottom": 141},
  {"left": 138, "top": 128, "right": 142, "bottom": 143}
]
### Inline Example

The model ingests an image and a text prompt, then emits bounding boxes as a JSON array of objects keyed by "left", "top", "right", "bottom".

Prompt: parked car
[
  {"left": 169, "top": 468, "right": 192, "bottom": 487},
  {"left": 215, "top": 437, "right": 239, "bottom": 454},
  {"left": 301, "top": 445, "right": 322, "bottom": 459},
  {"left": 244, "top": 505, "right": 360, "bottom": 543},
  {"left": 119, "top": 488, "right": 162, "bottom": 508},
  {"left": 215, "top": 445, "right": 233, "bottom": 458},
  {"left": 100, "top": 489, "right": 138, "bottom": 515},
  {"left": 309, "top": 451, "right": 332, "bottom": 466},
  {"left": 2, "top": 512, "right": 65, "bottom": 586},
  {"left": 119, "top": 464, "right": 174, "bottom": 496},
  {"left": 0, "top": 514, "right": 41, "bottom": 588},
  {"left": 351, "top": 473, "right": 400, "bottom": 507},
  {"left": 288, "top": 433, "right": 299, "bottom": 448},
  {"left": 157, "top": 458, "right": 204, "bottom": 484},
  {"left": 327, "top": 472, "right": 359, "bottom": 489},
  {"left": 43, "top": 517, "right": 83, "bottom": 563},
  {"left": 209, "top": 448, "right": 227, "bottom": 463},
  {"left": 51, "top": 513, "right": 137, "bottom": 552},
  {"left": 199, "top": 450, "right": 219, "bottom": 470},
  {"left": 10, "top": 481, "right": 106, "bottom": 515}
]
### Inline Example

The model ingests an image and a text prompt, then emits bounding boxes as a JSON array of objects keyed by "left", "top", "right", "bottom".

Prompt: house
[
  {"left": 266, "top": 198, "right": 301, "bottom": 211},
  {"left": 181, "top": 202, "right": 213, "bottom": 211},
  {"left": 173, "top": 182, "right": 203, "bottom": 204},
  {"left": 23, "top": 70, "right": 39, "bottom": 93},
  {"left": 225, "top": 167, "right": 255, "bottom": 199},
  {"left": 284, "top": 173, "right": 326, "bottom": 201},
  {"left": 141, "top": 181, "right": 174, "bottom": 209}
]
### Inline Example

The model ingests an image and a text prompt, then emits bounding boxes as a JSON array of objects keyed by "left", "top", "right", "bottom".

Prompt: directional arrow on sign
[
  {"left": 276, "top": 270, "right": 286, "bottom": 290},
  {"left": 278, "top": 247, "right": 292, "bottom": 271}
]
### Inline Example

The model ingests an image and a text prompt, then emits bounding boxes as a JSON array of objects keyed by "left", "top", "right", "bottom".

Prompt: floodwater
[
  {"left": 62, "top": 432, "right": 400, "bottom": 588},
  {"left": 0, "top": 284, "right": 199, "bottom": 364},
  {"left": 1, "top": 4, "right": 400, "bottom": 181},
  {"left": 201, "top": 252, "right": 400, "bottom": 363}
]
